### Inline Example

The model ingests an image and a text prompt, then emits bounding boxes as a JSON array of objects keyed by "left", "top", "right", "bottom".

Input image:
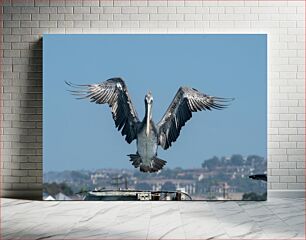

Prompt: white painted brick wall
[{"left": 1, "top": 0, "right": 305, "bottom": 199}]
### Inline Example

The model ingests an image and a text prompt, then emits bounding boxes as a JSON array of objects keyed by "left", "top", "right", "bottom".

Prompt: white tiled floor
[{"left": 1, "top": 198, "right": 305, "bottom": 239}]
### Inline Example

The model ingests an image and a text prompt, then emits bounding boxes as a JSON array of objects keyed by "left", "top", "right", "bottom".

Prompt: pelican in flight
[{"left": 66, "top": 78, "right": 233, "bottom": 173}]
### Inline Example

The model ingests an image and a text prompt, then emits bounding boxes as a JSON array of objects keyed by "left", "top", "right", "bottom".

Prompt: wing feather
[
  {"left": 66, "top": 78, "right": 140, "bottom": 144},
  {"left": 157, "top": 87, "right": 233, "bottom": 150}
]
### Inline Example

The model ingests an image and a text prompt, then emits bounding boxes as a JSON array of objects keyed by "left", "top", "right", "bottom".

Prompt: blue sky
[{"left": 43, "top": 34, "right": 267, "bottom": 172}]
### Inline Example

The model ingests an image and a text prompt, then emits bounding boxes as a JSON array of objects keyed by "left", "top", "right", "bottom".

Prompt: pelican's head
[{"left": 145, "top": 91, "right": 153, "bottom": 105}]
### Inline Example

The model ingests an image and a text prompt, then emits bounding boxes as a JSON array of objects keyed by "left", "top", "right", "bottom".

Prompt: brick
[
  {"left": 185, "top": 0, "right": 202, "bottom": 6},
  {"left": 269, "top": 162, "right": 279, "bottom": 169},
  {"left": 90, "top": 21, "right": 107, "bottom": 28},
  {"left": 12, "top": 28, "right": 31, "bottom": 35},
  {"left": 12, "top": 43, "right": 30, "bottom": 49},
  {"left": 279, "top": 114, "right": 296, "bottom": 121},
  {"left": 90, "top": 6, "right": 104, "bottom": 13},
  {"left": 297, "top": 142, "right": 305, "bottom": 149},
  {"left": 12, "top": 0, "right": 34, "bottom": 6},
  {"left": 83, "top": 13, "right": 99, "bottom": 20},
  {"left": 289, "top": 121, "right": 305, "bottom": 128},
  {"left": 297, "top": 176, "right": 305, "bottom": 183},
  {"left": 297, "top": 162, "right": 305, "bottom": 168},
  {"left": 234, "top": 21, "right": 251, "bottom": 28},
  {"left": 234, "top": 7, "right": 251, "bottom": 13},
  {"left": 57, "top": 20, "right": 73, "bottom": 28},
  {"left": 21, "top": 6, "right": 39, "bottom": 13},
  {"left": 65, "top": 14, "right": 83, "bottom": 20},
  {"left": 35, "top": 0, "right": 49, "bottom": 6},
  {"left": 272, "top": 169, "right": 289, "bottom": 176},
  {"left": 280, "top": 176, "right": 296, "bottom": 183},
  {"left": 57, "top": 6, "right": 73, "bottom": 14},
  {"left": 74, "top": 21, "right": 90, "bottom": 28},
  {"left": 195, "top": 7, "right": 209, "bottom": 14},
  {"left": 121, "top": 7, "right": 138, "bottom": 14},
  {"left": 210, "top": 21, "right": 234, "bottom": 28},
  {"left": 28, "top": 170, "right": 42, "bottom": 177},
  {"left": 3, "top": 13, "right": 12, "bottom": 21},
  {"left": 251, "top": 6, "right": 279, "bottom": 14},
  {"left": 113, "top": 14, "right": 129, "bottom": 20},
  {"left": 269, "top": 128, "right": 279, "bottom": 135},
  {"left": 158, "top": 7, "right": 176, "bottom": 14},
  {"left": 288, "top": 43, "right": 305, "bottom": 51},
  {"left": 121, "top": 20, "right": 139, "bottom": 28},
  {"left": 269, "top": 148, "right": 287, "bottom": 155},
  {"left": 289, "top": 169, "right": 304, "bottom": 176},
  {"left": 3, "top": 176, "right": 20, "bottom": 183},
  {"left": 3, "top": 6, "right": 22, "bottom": 13},
  {"left": 271, "top": 183, "right": 288, "bottom": 189},
  {"left": 288, "top": 183, "right": 305, "bottom": 189},
  {"left": 177, "top": 21, "right": 194, "bottom": 28},
  {"left": 202, "top": 14, "right": 218, "bottom": 20},
  {"left": 168, "top": 14, "right": 184, "bottom": 21},
  {"left": 280, "top": 21, "right": 296, "bottom": 28},
  {"left": 177, "top": 7, "right": 196, "bottom": 14},
  {"left": 39, "top": 6, "right": 57, "bottom": 13},
  {"left": 49, "top": 0, "right": 65, "bottom": 6},
  {"left": 150, "top": 14, "right": 167, "bottom": 21},
  {"left": 99, "top": 13, "right": 113, "bottom": 20},
  {"left": 139, "top": 20, "right": 158, "bottom": 28},
  {"left": 12, "top": 183, "right": 29, "bottom": 189},
  {"left": 12, "top": 170, "right": 28, "bottom": 177},
  {"left": 130, "top": 14, "right": 149, "bottom": 21},
  {"left": 279, "top": 128, "right": 298, "bottom": 135},
  {"left": 4, "top": 21, "right": 20, "bottom": 28},
  {"left": 31, "top": 28, "right": 49, "bottom": 35},
  {"left": 139, "top": 7, "right": 157, "bottom": 13},
  {"left": 185, "top": 14, "right": 202, "bottom": 21},
  {"left": 103, "top": 6, "right": 121, "bottom": 13},
  {"left": 50, "top": 14, "right": 65, "bottom": 20},
  {"left": 148, "top": 0, "right": 167, "bottom": 6},
  {"left": 83, "top": 0, "right": 99, "bottom": 6},
  {"left": 131, "top": 0, "right": 147, "bottom": 6},
  {"left": 12, "top": 14, "right": 31, "bottom": 20},
  {"left": 65, "top": 0, "right": 82, "bottom": 6},
  {"left": 4, "top": 50, "right": 21, "bottom": 58},
  {"left": 218, "top": 1, "right": 244, "bottom": 6},
  {"left": 251, "top": 21, "right": 279, "bottom": 28},
  {"left": 74, "top": 6, "right": 90, "bottom": 13},
  {"left": 20, "top": 177, "right": 37, "bottom": 183},
  {"left": 39, "top": 21, "right": 57, "bottom": 28},
  {"left": 280, "top": 162, "right": 296, "bottom": 169},
  {"left": 243, "top": 14, "right": 258, "bottom": 21},
  {"left": 31, "top": 13, "right": 49, "bottom": 20},
  {"left": 219, "top": 14, "right": 244, "bottom": 20},
  {"left": 3, "top": 28, "right": 12, "bottom": 34},
  {"left": 99, "top": 0, "right": 113, "bottom": 6},
  {"left": 287, "top": 149, "right": 305, "bottom": 155}
]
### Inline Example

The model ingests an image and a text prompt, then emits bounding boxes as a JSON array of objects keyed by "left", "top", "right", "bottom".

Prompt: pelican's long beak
[{"left": 146, "top": 103, "right": 151, "bottom": 136}]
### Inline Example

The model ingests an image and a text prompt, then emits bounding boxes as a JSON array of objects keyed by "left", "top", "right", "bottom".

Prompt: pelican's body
[
  {"left": 136, "top": 120, "right": 159, "bottom": 171},
  {"left": 67, "top": 78, "right": 233, "bottom": 173}
]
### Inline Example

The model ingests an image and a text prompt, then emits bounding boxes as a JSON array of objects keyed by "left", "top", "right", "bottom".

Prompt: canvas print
[{"left": 43, "top": 34, "right": 267, "bottom": 201}]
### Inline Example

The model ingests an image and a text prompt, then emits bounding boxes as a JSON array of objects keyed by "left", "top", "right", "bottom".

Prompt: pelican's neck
[{"left": 145, "top": 102, "right": 152, "bottom": 136}]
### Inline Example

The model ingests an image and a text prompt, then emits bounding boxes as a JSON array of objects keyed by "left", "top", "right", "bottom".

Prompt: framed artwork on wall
[{"left": 43, "top": 34, "right": 267, "bottom": 201}]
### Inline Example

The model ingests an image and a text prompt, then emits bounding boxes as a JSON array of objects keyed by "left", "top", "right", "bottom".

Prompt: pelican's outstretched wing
[
  {"left": 66, "top": 78, "right": 140, "bottom": 144},
  {"left": 157, "top": 87, "right": 233, "bottom": 150}
]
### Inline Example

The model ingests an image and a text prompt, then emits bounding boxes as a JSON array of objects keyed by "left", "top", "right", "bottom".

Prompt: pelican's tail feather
[
  {"left": 128, "top": 154, "right": 142, "bottom": 168},
  {"left": 128, "top": 154, "right": 167, "bottom": 173},
  {"left": 150, "top": 156, "right": 167, "bottom": 172}
]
